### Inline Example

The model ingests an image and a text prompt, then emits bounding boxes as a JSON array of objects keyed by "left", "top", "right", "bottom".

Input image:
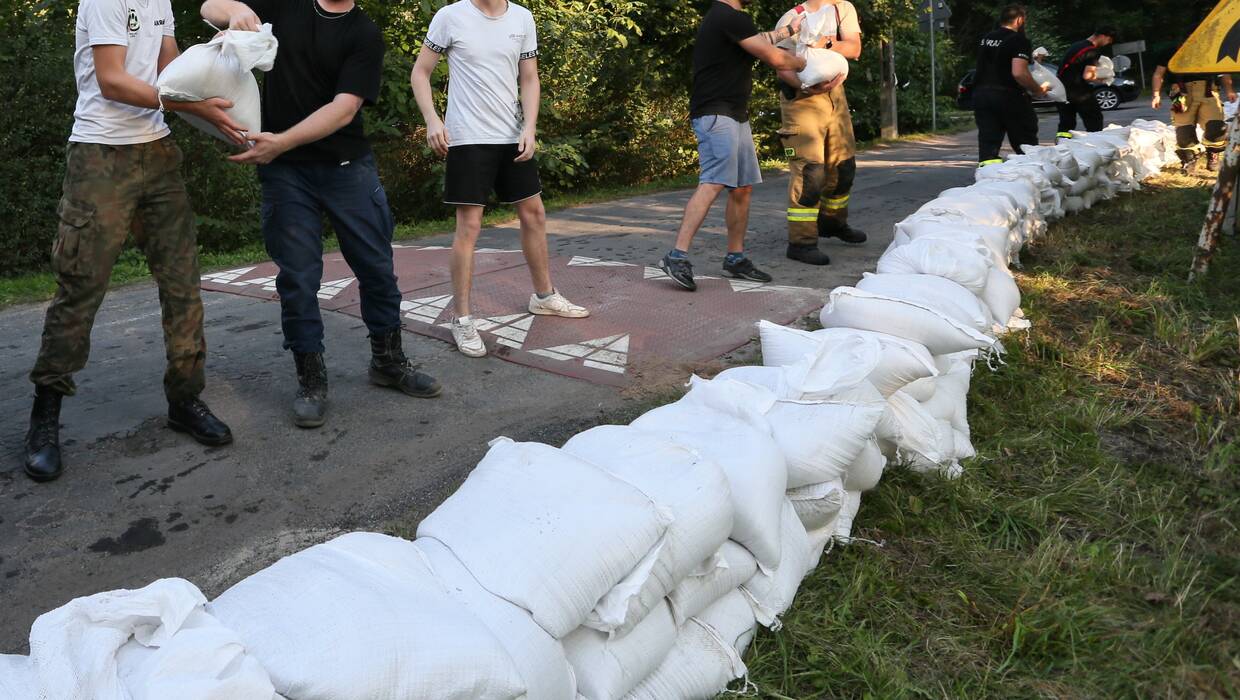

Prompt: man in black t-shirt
[
  {"left": 1152, "top": 45, "right": 1236, "bottom": 172},
  {"left": 659, "top": 0, "right": 807, "bottom": 292},
  {"left": 1055, "top": 27, "right": 1117, "bottom": 138},
  {"left": 973, "top": 5, "right": 1047, "bottom": 166},
  {"left": 203, "top": 0, "right": 442, "bottom": 429}
]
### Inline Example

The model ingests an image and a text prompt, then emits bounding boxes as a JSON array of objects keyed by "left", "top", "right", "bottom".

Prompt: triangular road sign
[{"left": 1170, "top": 1, "right": 1240, "bottom": 73}]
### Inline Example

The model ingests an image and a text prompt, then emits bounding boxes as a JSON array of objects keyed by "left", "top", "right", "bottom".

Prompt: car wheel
[{"left": 1095, "top": 87, "right": 1121, "bottom": 111}]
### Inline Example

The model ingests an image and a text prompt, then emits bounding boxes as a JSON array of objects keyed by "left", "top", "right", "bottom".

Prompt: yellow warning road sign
[{"left": 1169, "top": 0, "right": 1240, "bottom": 73}]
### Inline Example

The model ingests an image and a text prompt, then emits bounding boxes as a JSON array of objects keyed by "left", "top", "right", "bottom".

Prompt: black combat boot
[
  {"left": 370, "top": 329, "right": 443, "bottom": 398},
  {"left": 24, "top": 386, "right": 64, "bottom": 483},
  {"left": 786, "top": 243, "right": 831, "bottom": 266},
  {"left": 1205, "top": 150, "right": 1221, "bottom": 172},
  {"left": 168, "top": 397, "right": 233, "bottom": 446},
  {"left": 293, "top": 352, "right": 328, "bottom": 429},
  {"left": 819, "top": 218, "right": 868, "bottom": 244},
  {"left": 1177, "top": 149, "right": 1199, "bottom": 174}
]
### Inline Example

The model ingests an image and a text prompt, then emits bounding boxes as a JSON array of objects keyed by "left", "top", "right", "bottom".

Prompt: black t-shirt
[
  {"left": 689, "top": 2, "right": 759, "bottom": 122},
  {"left": 247, "top": 0, "right": 384, "bottom": 164},
  {"left": 974, "top": 27, "right": 1032, "bottom": 92},
  {"left": 1058, "top": 39, "right": 1101, "bottom": 93}
]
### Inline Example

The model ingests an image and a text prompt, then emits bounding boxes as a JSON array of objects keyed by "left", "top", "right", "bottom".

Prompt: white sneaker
[
  {"left": 451, "top": 317, "right": 487, "bottom": 357},
  {"left": 529, "top": 289, "right": 590, "bottom": 318}
]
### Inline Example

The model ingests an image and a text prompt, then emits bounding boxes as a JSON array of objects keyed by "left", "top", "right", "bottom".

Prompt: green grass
[{"left": 741, "top": 171, "right": 1240, "bottom": 698}]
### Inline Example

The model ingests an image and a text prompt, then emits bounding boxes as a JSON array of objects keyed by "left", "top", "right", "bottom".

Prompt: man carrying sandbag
[
  {"left": 972, "top": 5, "right": 1048, "bottom": 167},
  {"left": 1152, "top": 46, "right": 1236, "bottom": 173},
  {"left": 1055, "top": 26, "right": 1117, "bottom": 139},
  {"left": 773, "top": 0, "right": 865, "bottom": 267},
  {"left": 22, "top": 0, "right": 247, "bottom": 483},
  {"left": 658, "top": 0, "right": 808, "bottom": 291},
  {"left": 202, "top": 0, "right": 442, "bottom": 429}
]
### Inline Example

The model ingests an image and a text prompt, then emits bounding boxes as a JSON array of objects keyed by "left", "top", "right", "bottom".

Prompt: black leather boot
[
  {"left": 293, "top": 352, "right": 328, "bottom": 429},
  {"left": 168, "top": 398, "right": 234, "bottom": 446},
  {"left": 369, "top": 329, "right": 443, "bottom": 399},
  {"left": 24, "top": 386, "right": 64, "bottom": 483},
  {"left": 786, "top": 243, "right": 831, "bottom": 266},
  {"left": 819, "top": 218, "right": 868, "bottom": 244}
]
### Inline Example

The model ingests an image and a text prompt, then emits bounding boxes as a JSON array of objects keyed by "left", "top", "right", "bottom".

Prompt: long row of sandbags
[{"left": 0, "top": 120, "right": 1179, "bottom": 700}]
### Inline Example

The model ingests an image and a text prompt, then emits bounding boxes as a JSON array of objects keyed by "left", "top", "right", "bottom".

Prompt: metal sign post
[{"left": 918, "top": 1, "right": 951, "bottom": 132}]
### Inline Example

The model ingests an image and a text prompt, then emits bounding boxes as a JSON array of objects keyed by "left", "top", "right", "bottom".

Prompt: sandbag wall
[{"left": 0, "top": 121, "right": 1182, "bottom": 700}]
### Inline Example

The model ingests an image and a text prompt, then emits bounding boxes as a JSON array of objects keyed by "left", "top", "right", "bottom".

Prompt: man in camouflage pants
[{"left": 25, "top": 0, "right": 244, "bottom": 482}]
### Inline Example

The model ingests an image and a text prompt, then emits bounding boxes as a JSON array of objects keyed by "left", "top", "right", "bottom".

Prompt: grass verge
[{"left": 742, "top": 171, "right": 1239, "bottom": 698}]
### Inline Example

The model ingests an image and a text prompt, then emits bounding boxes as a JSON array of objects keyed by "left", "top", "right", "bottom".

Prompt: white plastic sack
[
  {"left": 877, "top": 235, "right": 994, "bottom": 294},
  {"left": 767, "top": 399, "right": 886, "bottom": 489},
  {"left": 564, "top": 601, "right": 678, "bottom": 700},
  {"left": 741, "top": 501, "right": 813, "bottom": 628},
  {"left": 820, "top": 287, "right": 999, "bottom": 356},
  {"left": 635, "top": 377, "right": 776, "bottom": 436},
  {"left": 210, "top": 533, "right": 526, "bottom": 700},
  {"left": 0, "top": 655, "right": 34, "bottom": 699},
  {"left": 981, "top": 264, "right": 1026, "bottom": 331},
  {"left": 667, "top": 542, "right": 759, "bottom": 626},
  {"left": 562, "top": 425, "right": 734, "bottom": 635},
  {"left": 418, "top": 438, "right": 671, "bottom": 638},
  {"left": 625, "top": 590, "right": 756, "bottom": 700},
  {"left": 1029, "top": 61, "right": 1068, "bottom": 102},
  {"left": 797, "top": 47, "right": 849, "bottom": 88},
  {"left": 156, "top": 26, "right": 278, "bottom": 143},
  {"left": 893, "top": 218, "right": 1014, "bottom": 262},
  {"left": 415, "top": 538, "right": 577, "bottom": 700},
  {"left": 23, "top": 578, "right": 277, "bottom": 700},
  {"left": 758, "top": 321, "right": 882, "bottom": 398},
  {"left": 833, "top": 490, "right": 864, "bottom": 542},
  {"left": 880, "top": 390, "right": 954, "bottom": 471},
  {"left": 843, "top": 437, "right": 887, "bottom": 492},
  {"left": 787, "top": 478, "right": 846, "bottom": 532},
  {"left": 914, "top": 194, "right": 1018, "bottom": 229},
  {"left": 812, "top": 328, "right": 938, "bottom": 397},
  {"left": 1093, "top": 55, "right": 1116, "bottom": 85},
  {"left": 856, "top": 272, "right": 996, "bottom": 334}
]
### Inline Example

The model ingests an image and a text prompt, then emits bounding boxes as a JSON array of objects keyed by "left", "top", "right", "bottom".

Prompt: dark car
[{"left": 956, "top": 61, "right": 1140, "bottom": 111}]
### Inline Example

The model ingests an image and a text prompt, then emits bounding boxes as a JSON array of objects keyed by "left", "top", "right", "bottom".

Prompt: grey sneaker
[{"left": 659, "top": 253, "right": 697, "bottom": 291}]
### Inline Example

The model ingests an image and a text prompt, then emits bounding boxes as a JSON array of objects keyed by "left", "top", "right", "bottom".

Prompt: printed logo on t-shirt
[
  {"left": 127, "top": 8, "right": 140, "bottom": 33},
  {"left": 509, "top": 33, "right": 527, "bottom": 43}
]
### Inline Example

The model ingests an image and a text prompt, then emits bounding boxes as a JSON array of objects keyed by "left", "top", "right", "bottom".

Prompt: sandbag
[
  {"left": 812, "top": 328, "right": 938, "bottom": 397},
  {"left": 741, "top": 501, "right": 813, "bottom": 628},
  {"left": 1029, "top": 60, "right": 1068, "bottom": 102},
  {"left": 842, "top": 437, "right": 887, "bottom": 492},
  {"left": 834, "top": 490, "right": 864, "bottom": 542},
  {"left": 787, "top": 478, "right": 846, "bottom": 532},
  {"left": 893, "top": 218, "right": 1014, "bottom": 262},
  {"left": 856, "top": 273, "right": 996, "bottom": 334},
  {"left": 877, "top": 235, "right": 994, "bottom": 294},
  {"left": 914, "top": 194, "right": 1018, "bottom": 229},
  {"left": 156, "top": 26, "right": 278, "bottom": 143},
  {"left": 210, "top": 533, "right": 526, "bottom": 700},
  {"left": 562, "top": 425, "right": 734, "bottom": 635},
  {"left": 625, "top": 591, "right": 756, "bottom": 700},
  {"left": 415, "top": 538, "right": 577, "bottom": 700},
  {"left": 767, "top": 399, "right": 886, "bottom": 489},
  {"left": 981, "top": 265, "right": 1025, "bottom": 331},
  {"left": 757, "top": 321, "right": 882, "bottom": 398},
  {"left": 880, "top": 390, "right": 952, "bottom": 470},
  {"left": 0, "top": 655, "right": 34, "bottom": 699},
  {"left": 564, "top": 601, "right": 678, "bottom": 700},
  {"left": 635, "top": 377, "right": 775, "bottom": 436},
  {"left": 667, "top": 542, "right": 759, "bottom": 626},
  {"left": 417, "top": 439, "right": 671, "bottom": 638},
  {"left": 797, "top": 47, "right": 849, "bottom": 88},
  {"left": 820, "top": 287, "right": 999, "bottom": 356},
  {"left": 21, "top": 578, "right": 277, "bottom": 700}
]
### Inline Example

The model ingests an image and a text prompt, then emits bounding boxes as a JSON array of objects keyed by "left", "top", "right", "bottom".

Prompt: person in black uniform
[
  {"left": 1055, "top": 27, "right": 1117, "bottom": 139},
  {"left": 973, "top": 5, "right": 1048, "bottom": 166}
]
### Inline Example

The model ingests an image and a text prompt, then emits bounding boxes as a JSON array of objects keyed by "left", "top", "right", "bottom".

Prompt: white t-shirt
[
  {"left": 70, "top": 0, "right": 175, "bottom": 145},
  {"left": 775, "top": 1, "right": 861, "bottom": 51},
  {"left": 425, "top": 0, "right": 539, "bottom": 146}
]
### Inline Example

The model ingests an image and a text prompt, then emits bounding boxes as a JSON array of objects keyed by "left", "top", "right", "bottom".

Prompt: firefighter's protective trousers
[
  {"left": 779, "top": 84, "right": 857, "bottom": 246},
  {"left": 1172, "top": 80, "right": 1228, "bottom": 159}
]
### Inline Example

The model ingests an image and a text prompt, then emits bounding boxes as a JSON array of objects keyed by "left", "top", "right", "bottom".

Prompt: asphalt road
[{"left": 0, "top": 102, "right": 1159, "bottom": 651}]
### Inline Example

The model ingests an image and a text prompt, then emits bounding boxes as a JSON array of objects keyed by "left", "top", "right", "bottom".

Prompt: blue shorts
[{"left": 692, "top": 114, "right": 763, "bottom": 189}]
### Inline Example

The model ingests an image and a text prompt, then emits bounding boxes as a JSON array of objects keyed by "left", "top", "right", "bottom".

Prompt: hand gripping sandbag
[
  {"left": 417, "top": 439, "right": 671, "bottom": 638},
  {"left": 820, "top": 287, "right": 999, "bottom": 356},
  {"left": 563, "top": 601, "right": 678, "bottom": 700},
  {"left": 414, "top": 538, "right": 577, "bottom": 700},
  {"left": 157, "top": 25, "right": 278, "bottom": 143},
  {"left": 1029, "top": 60, "right": 1068, "bottom": 102},
  {"left": 797, "top": 47, "right": 849, "bottom": 89},
  {"left": 209, "top": 533, "right": 526, "bottom": 700},
  {"left": 562, "top": 425, "right": 734, "bottom": 635},
  {"left": 877, "top": 235, "right": 994, "bottom": 294},
  {"left": 666, "top": 542, "right": 759, "bottom": 626}
]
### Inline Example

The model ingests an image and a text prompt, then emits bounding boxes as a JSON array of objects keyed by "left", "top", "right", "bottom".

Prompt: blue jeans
[
  {"left": 257, "top": 154, "right": 401, "bottom": 354},
  {"left": 691, "top": 114, "right": 763, "bottom": 189}
]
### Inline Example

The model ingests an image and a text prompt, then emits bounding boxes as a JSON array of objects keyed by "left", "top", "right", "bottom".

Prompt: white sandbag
[
  {"left": 843, "top": 437, "right": 887, "bottom": 492},
  {"left": 833, "top": 490, "right": 864, "bottom": 543},
  {"left": 635, "top": 377, "right": 775, "bottom": 436},
  {"left": 415, "top": 538, "right": 577, "bottom": 700},
  {"left": 1029, "top": 60, "right": 1068, "bottom": 102},
  {"left": 877, "top": 235, "right": 994, "bottom": 294},
  {"left": 564, "top": 601, "right": 678, "bottom": 700},
  {"left": 906, "top": 420, "right": 960, "bottom": 476},
  {"left": 767, "top": 399, "right": 886, "bottom": 489},
  {"left": 914, "top": 194, "right": 1018, "bottom": 229},
  {"left": 741, "top": 501, "right": 813, "bottom": 628},
  {"left": 856, "top": 272, "right": 996, "bottom": 334},
  {"left": 881, "top": 390, "right": 952, "bottom": 469},
  {"left": 893, "top": 218, "right": 1013, "bottom": 262},
  {"left": 810, "top": 328, "right": 938, "bottom": 397},
  {"left": 562, "top": 425, "right": 734, "bottom": 635},
  {"left": 210, "top": 533, "right": 525, "bottom": 700},
  {"left": 0, "top": 655, "right": 34, "bottom": 699},
  {"left": 632, "top": 424, "right": 787, "bottom": 572},
  {"left": 820, "top": 287, "right": 999, "bottom": 356},
  {"left": 787, "top": 478, "right": 846, "bottom": 531},
  {"left": 418, "top": 438, "right": 671, "bottom": 638},
  {"left": 757, "top": 321, "right": 882, "bottom": 399},
  {"left": 955, "top": 429, "right": 978, "bottom": 460},
  {"left": 667, "top": 542, "right": 759, "bottom": 626},
  {"left": 981, "top": 265, "right": 1026, "bottom": 331},
  {"left": 156, "top": 26, "right": 278, "bottom": 143},
  {"left": 24, "top": 578, "right": 277, "bottom": 700},
  {"left": 797, "top": 47, "right": 849, "bottom": 88},
  {"left": 625, "top": 591, "right": 756, "bottom": 700},
  {"left": 1093, "top": 55, "right": 1116, "bottom": 85},
  {"left": 901, "top": 374, "right": 937, "bottom": 402}
]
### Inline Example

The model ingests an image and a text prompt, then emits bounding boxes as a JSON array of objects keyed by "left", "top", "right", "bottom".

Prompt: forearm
[
  {"left": 1222, "top": 75, "right": 1234, "bottom": 95},
  {"left": 519, "top": 74, "right": 540, "bottom": 133},
  {"left": 1152, "top": 74, "right": 1163, "bottom": 95},
  {"left": 759, "top": 24, "right": 796, "bottom": 46},
  {"left": 832, "top": 36, "right": 862, "bottom": 60},
  {"left": 778, "top": 68, "right": 800, "bottom": 88},
  {"left": 279, "top": 100, "right": 358, "bottom": 150},
  {"left": 411, "top": 70, "right": 442, "bottom": 127},
  {"left": 100, "top": 73, "right": 161, "bottom": 111},
  {"left": 201, "top": 0, "right": 251, "bottom": 26},
  {"left": 1015, "top": 69, "right": 1041, "bottom": 94}
]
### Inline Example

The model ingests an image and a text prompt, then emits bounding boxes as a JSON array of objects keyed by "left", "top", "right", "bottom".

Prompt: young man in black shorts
[{"left": 412, "top": 0, "right": 588, "bottom": 359}]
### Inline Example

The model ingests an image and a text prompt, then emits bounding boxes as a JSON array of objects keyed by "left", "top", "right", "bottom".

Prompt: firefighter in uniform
[
  {"left": 973, "top": 5, "right": 1048, "bottom": 167},
  {"left": 774, "top": 0, "right": 865, "bottom": 266},
  {"left": 1055, "top": 27, "right": 1117, "bottom": 139},
  {"left": 1152, "top": 48, "right": 1236, "bottom": 172}
]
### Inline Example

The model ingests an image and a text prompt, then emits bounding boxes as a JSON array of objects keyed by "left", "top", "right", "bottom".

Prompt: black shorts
[{"left": 443, "top": 144, "right": 542, "bottom": 206}]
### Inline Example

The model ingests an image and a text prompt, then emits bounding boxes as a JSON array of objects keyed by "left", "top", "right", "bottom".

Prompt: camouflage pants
[{"left": 30, "top": 138, "right": 206, "bottom": 402}]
